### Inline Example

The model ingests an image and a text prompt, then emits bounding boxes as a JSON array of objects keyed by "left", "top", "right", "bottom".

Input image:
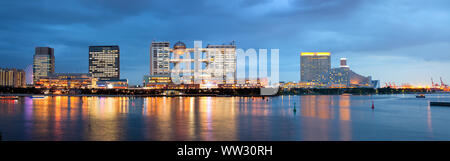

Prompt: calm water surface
[{"left": 1, "top": 94, "right": 450, "bottom": 141}]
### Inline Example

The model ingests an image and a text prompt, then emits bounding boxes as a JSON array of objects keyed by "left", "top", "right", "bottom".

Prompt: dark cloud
[
  {"left": 0, "top": 0, "right": 449, "bottom": 84},
  {"left": 79, "top": 0, "right": 152, "bottom": 15}
]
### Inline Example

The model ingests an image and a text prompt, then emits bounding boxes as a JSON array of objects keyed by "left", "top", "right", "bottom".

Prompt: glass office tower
[
  {"left": 89, "top": 46, "right": 120, "bottom": 80},
  {"left": 33, "top": 47, "right": 55, "bottom": 84}
]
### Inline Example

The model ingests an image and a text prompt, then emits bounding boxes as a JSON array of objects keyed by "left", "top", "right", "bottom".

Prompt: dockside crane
[
  {"left": 440, "top": 77, "right": 448, "bottom": 88},
  {"left": 431, "top": 78, "right": 442, "bottom": 89},
  {"left": 432, "top": 78, "right": 435, "bottom": 89}
]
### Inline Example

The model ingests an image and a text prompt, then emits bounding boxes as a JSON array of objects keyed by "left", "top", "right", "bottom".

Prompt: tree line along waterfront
[{"left": 0, "top": 86, "right": 442, "bottom": 96}]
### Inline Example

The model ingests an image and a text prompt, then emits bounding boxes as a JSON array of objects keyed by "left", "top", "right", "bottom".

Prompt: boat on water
[
  {"left": 0, "top": 96, "right": 19, "bottom": 100},
  {"left": 430, "top": 102, "right": 450, "bottom": 107},
  {"left": 416, "top": 94, "right": 426, "bottom": 98},
  {"left": 216, "top": 95, "right": 232, "bottom": 97},
  {"left": 341, "top": 93, "right": 352, "bottom": 96},
  {"left": 29, "top": 95, "right": 46, "bottom": 99}
]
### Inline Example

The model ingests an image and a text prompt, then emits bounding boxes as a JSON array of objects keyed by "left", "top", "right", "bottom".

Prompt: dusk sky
[{"left": 1, "top": 0, "right": 449, "bottom": 86}]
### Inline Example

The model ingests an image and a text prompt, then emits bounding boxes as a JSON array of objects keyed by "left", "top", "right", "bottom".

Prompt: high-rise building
[
  {"left": 150, "top": 41, "right": 171, "bottom": 76},
  {"left": 205, "top": 42, "right": 236, "bottom": 84},
  {"left": 89, "top": 46, "right": 120, "bottom": 80},
  {"left": 169, "top": 41, "right": 237, "bottom": 86},
  {"left": 300, "top": 52, "right": 331, "bottom": 83},
  {"left": 0, "top": 68, "right": 26, "bottom": 88},
  {"left": 33, "top": 47, "right": 55, "bottom": 84},
  {"left": 146, "top": 41, "right": 237, "bottom": 88}
]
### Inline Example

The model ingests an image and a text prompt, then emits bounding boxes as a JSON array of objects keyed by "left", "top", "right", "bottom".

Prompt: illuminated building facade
[
  {"left": 166, "top": 84, "right": 200, "bottom": 89},
  {"left": 89, "top": 46, "right": 120, "bottom": 80},
  {"left": 319, "top": 58, "right": 374, "bottom": 88},
  {"left": 96, "top": 79, "right": 128, "bottom": 89},
  {"left": 205, "top": 43, "right": 237, "bottom": 85},
  {"left": 33, "top": 47, "right": 55, "bottom": 84},
  {"left": 347, "top": 71, "right": 373, "bottom": 87},
  {"left": 280, "top": 81, "right": 320, "bottom": 89},
  {"left": 150, "top": 41, "right": 171, "bottom": 76},
  {"left": 326, "top": 67, "right": 351, "bottom": 87},
  {"left": 34, "top": 73, "right": 97, "bottom": 89},
  {"left": 143, "top": 75, "right": 171, "bottom": 88},
  {"left": 300, "top": 52, "right": 331, "bottom": 83},
  {"left": 147, "top": 41, "right": 237, "bottom": 89},
  {"left": 300, "top": 53, "right": 377, "bottom": 88},
  {"left": 0, "top": 68, "right": 26, "bottom": 88}
]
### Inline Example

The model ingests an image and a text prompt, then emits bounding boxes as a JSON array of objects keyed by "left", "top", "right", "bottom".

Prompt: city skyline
[
  {"left": 1, "top": 0, "right": 450, "bottom": 85},
  {"left": 5, "top": 40, "right": 450, "bottom": 87}
]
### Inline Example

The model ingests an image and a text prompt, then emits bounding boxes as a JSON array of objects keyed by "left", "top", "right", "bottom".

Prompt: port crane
[
  {"left": 384, "top": 82, "right": 392, "bottom": 88},
  {"left": 384, "top": 82, "right": 398, "bottom": 88},
  {"left": 440, "top": 77, "right": 448, "bottom": 89},
  {"left": 431, "top": 78, "right": 436, "bottom": 88},
  {"left": 431, "top": 77, "right": 449, "bottom": 90}
]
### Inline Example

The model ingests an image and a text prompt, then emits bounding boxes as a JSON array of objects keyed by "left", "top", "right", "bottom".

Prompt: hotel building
[
  {"left": 300, "top": 52, "right": 331, "bottom": 83},
  {"left": 89, "top": 46, "right": 120, "bottom": 80},
  {"left": 33, "top": 47, "right": 55, "bottom": 84},
  {"left": 319, "top": 58, "right": 375, "bottom": 88},
  {"left": 300, "top": 53, "right": 376, "bottom": 88}
]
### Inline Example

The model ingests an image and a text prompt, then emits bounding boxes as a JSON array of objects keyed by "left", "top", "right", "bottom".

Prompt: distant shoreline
[
  {"left": 1, "top": 92, "right": 448, "bottom": 98},
  {"left": 1, "top": 87, "right": 448, "bottom": 97},
  {"left": 0, "top": 93, "right": 274, "bottom": 97}
]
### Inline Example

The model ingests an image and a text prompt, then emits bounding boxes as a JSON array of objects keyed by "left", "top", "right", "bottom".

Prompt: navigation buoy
[
  {"left": 293, "top": 102, "right": 297, "bottom": 113},
  {"left": 371, "top": 101, "right": 375, "bottom": 109}
]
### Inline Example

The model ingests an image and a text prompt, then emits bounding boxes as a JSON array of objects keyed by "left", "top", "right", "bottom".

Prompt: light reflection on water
[{"left": 1, "top": 94, "right": 450, "bottom": 141}]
